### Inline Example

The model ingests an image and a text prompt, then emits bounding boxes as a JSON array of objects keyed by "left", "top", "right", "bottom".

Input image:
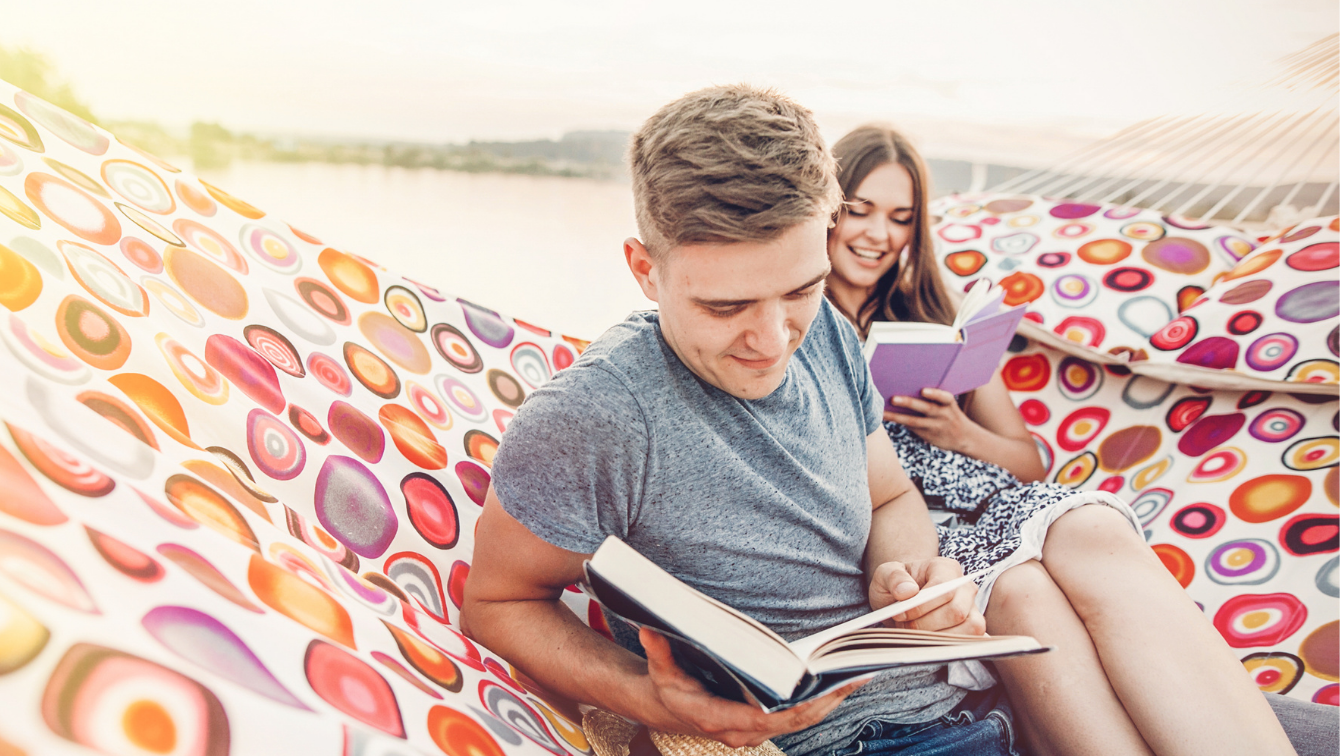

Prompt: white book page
[
  {"left": 589, "top": 538, "right": 806, "bottom": 698},
  {"left": 952, "top": 279, "right": 993, "bottom": 332},
  {"left": 806, "top": 635, "right": 1043, "bottom": 675},
  {"left": 964, "top": 287, "right": 1008, "bottom": 324},
  {"left": 862, "top": 322, "right": 958, "bottom": 358},
  {"left": 788, "top": 572, "right": 987, "bottom": 661},
  {"left": 813, "top": 629, "right": 1013, "bottom": 653},
  {"left": 867, "top": 322, "right": 956, "bottom": 338}
]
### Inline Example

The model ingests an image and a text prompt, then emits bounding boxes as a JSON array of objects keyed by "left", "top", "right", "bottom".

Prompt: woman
[
  {"left": 824, "top": 124, "right": 1295, "bottom": 755},
  {"left": 825, "top": 127, "right": 1044, "bottom": 484}
]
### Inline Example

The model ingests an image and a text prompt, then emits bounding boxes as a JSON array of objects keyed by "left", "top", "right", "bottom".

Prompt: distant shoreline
[
  {"left": 126, "top": 121, "right": 1036, "bottom": 196},
  {"left": 112, "top": 121, "right": 631, "bottom": 180}
]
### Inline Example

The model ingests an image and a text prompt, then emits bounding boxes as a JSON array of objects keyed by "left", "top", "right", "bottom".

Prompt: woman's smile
[{"left": 848, "top": 244, "right": 891, "bottom": 264}]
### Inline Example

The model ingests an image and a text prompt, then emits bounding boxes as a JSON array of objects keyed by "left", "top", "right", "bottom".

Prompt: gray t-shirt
[{"left": 491, "top": 299, "right": 964, "bottom": 756}]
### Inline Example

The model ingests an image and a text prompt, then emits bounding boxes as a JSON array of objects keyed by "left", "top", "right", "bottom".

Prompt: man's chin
[{"left": 720, "top": 369, "right": 787, "bottom": 400}]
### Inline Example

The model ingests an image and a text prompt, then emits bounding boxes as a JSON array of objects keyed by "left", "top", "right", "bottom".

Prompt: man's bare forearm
[
  {"left": 462, "top": 492, "right": 663, "bottom": 724},
  {"left": 863, "top": 430, "right": 980, "bottom": 629},
  {"left": 463, "top": 493, "right": 870, "bottom": 743},
  {"left": 864, "top": 488, "right": 940, "bottom": 585},
  {"left": 465, "top": 582, "right": 863, "bottom": 746},
  {"left": 464, "top": 594, "right": 657, "bottom": 719}
]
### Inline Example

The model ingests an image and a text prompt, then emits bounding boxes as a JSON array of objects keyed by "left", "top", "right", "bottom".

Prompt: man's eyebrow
[
  {"left": 691, "top": 268, "right": 831, "bottom": 308},
  {"left": 789, "top": 268, "right": 832, "bottom": 295}
]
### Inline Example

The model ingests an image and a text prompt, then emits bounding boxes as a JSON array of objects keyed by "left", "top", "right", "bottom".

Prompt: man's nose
[{"left": 743, "top": 301, "right": 789, "bottom": 357}]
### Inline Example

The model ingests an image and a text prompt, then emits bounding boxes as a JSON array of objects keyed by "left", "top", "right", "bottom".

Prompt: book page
[
  {"left": 870, "top": 329, "right": 961, "bottom": 345},
  {"left": 587, "top": 537, "right": 807, "bottom": 699},
  {"left": 810, "top": 629, "right": 1013, "bottom": 653},
  {"left": 963, "top": 286, "right": 1006, "bottom": 323},
  {"left": 951, "top": 279, "right": 994, "bottom": 331},
  {"left": 788, "top": 572, "right": 986, "bottom": 660},
  {"left": 862, "top": 322, "right": 959, "bottom": 360},
  {"left": 806, "top": 635, "right": 1044, "bottom": 675}
]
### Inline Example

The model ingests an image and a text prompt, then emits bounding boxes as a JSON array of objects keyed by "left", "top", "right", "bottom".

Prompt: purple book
[{"left": 864, "top": 287, "right": 1025, "bottom": 412}]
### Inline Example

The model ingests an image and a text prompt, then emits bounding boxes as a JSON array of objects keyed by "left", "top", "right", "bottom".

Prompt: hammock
[
  {"left": 992, "top": 34, "right": 1339, "bottom": 230},
  {"left": 0, "top": 62, "right": 1334, "bottom": 755}
]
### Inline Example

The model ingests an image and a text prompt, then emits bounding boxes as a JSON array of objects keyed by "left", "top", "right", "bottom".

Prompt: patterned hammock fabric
[
  {"left": 931, "top": 195, "right": 1338, "bottom": 706},
  {"left": 0, "top": 78, "right": 1333, "bottom": 756}
]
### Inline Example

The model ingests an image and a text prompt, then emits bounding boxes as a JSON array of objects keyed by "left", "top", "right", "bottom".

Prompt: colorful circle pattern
[{"left": 1, "top": 99, "right": 1339, "bottom": 754}]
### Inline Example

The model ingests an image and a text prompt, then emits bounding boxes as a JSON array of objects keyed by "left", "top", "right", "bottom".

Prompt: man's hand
[
  {"left": 634, "top": 628, "right": 865, "bottom": 748},
  {"left": 868, "top": 558, "right": 985, "bottom": 635},
  {"left": 885, "top": 388, "right": 979, "bottom": 455}
]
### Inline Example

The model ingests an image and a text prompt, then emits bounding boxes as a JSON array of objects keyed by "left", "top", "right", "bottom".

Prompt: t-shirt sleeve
[
  {"left": 489, "top": 364, "right": 648, "bottom": 554},
  {"left": 828, "top": 301, "right": 883, "bottom": 436}
]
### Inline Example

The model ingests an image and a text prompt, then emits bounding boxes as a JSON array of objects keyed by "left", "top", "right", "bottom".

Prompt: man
[
  {"left": 462, "top": 84, "right": 1015, "bottom": 756},
  {"left": 461, "top": 85, "right": 1323, "bottom": 756}
]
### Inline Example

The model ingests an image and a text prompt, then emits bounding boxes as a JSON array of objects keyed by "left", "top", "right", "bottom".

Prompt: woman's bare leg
[
  {"left": 1040, "top": 505, "right": 1295, "bottom": 755},
  {"left": 987, "top": 558, "right": 1153, "bottom": 756}
]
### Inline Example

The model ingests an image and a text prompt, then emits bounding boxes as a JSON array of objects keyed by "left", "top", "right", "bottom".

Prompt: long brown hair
[{"left": 827, "top": 124, "right": 955, "bottom": 336}]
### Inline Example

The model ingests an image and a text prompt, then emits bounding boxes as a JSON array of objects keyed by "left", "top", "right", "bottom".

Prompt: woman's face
[{"left": 826, "top": 161, "right": 916, "bottom": 293}]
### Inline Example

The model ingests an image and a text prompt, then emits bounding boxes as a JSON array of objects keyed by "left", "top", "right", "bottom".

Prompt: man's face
[{"left": 628, "top": 217, "right": 831, "bottom": 400}]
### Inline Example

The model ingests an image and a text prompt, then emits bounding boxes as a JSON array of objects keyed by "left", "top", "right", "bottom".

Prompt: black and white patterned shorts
[{"left": 885, "top": 421, "right": 1091, "bottom": 579}]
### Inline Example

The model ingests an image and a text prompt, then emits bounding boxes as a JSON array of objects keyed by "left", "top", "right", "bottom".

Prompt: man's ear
[{"left": 624, "top": 237, "right": 660, "bottom": 303}]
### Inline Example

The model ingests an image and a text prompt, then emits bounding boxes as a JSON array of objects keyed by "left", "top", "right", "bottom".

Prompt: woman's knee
[
  {"left": 986, "top": 559, "right": 1055, "bottom": 630},
  {"left": 1042, "top": 505, "right": 1150, "bottom": 567}
]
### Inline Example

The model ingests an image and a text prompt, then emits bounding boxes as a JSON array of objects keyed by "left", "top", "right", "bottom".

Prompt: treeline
[
  {"left": 0, "top": 44, "right": 1018, "bottom": 189},
  {"left": 0, "top": 44, "right": 629, "bottom": 178},
  {"left": 0, "top": 45, "right": 97, "bottom": 123},
  {"left": 108, "top": 120, "right": 630, "bottom": 177}
]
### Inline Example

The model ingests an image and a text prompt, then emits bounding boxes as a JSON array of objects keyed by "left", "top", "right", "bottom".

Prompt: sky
[{"left": 4, "top": 0, "right": 1337, "bottom": 163}]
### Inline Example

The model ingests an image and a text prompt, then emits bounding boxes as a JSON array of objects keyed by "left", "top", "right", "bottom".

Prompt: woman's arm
[{"left": 886, "top": 368, "right": 1046, "bottom": 482}]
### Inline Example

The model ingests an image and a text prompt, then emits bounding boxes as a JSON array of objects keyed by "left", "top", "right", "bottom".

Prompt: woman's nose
[{"left": 862, "top": 217, "right": 890, "bottom": 245}]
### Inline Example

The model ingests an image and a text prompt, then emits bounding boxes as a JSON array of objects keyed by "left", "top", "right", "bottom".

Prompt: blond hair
[{"left": 628, "top": 84, "right": 840, "bottom": 258}]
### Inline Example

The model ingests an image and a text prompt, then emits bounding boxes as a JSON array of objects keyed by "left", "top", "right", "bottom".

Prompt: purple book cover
[
  {"left": 868, "top": 343, "right": 960, "bottom": 412},
  {"left": 867, "top": 306, "right": 1025, "bottom": 408},
  {"left": 938, "top": 306, "right": 1027, "bottom": 395}
]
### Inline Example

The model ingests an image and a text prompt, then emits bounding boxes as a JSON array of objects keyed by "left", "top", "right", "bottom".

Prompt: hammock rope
[{"left": 988, "top": 33, "right": 1340, "bottom": 228}]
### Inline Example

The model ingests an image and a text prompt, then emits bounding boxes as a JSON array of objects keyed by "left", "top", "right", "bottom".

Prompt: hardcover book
[
  {"left": 582, "top": 536, "right": 1046, "bottom": 712},
  {"left": 863, "top": 280, "right": 1026, "bottom": 410}
]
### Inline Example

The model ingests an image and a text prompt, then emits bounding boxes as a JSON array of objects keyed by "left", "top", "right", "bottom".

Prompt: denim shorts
[{"left": 832, "top": 686, "right": 1021, "bottom": 756}]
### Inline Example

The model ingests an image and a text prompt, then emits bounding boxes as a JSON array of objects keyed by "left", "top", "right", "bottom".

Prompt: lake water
[{"left": 197, "top": 162, "right": 652, "bottom": 341}]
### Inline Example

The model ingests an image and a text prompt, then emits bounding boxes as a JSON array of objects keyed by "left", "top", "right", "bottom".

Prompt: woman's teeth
[{"left": 851, "top": 246, "right": 886, "bottom": 261}]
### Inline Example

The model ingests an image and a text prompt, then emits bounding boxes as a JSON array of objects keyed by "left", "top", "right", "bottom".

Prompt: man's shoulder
[
  {"left": 508, "top": 312, "right": 664, "bottom": 424},
  {"left": 552, "top": 311, "right": 677, "bottom": 395},
  {"left": 576, "top": 310, "right": 666, "bottom": 373},
  {"left": 490, "top": 317, "right": 661, "bottom": 555},
  {"left": 800, "top": 298, "right": 866, "bottom": 370}
]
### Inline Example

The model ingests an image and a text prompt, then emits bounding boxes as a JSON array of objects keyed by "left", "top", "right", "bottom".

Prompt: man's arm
[
  {"left": 461, "top": 486, "right": 862, "bottom": 748},
  {"left": 863, "top": 428, "right": 985, "bottom": 634}
]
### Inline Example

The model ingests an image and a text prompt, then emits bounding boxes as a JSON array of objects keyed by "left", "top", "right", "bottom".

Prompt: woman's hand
[
  {"left": 883, "top": 374, "right": 1047, "bottom": 482},
  {"left": 635, "top": 628, "right": 865, "bottom": 747},
  {"left": 884, "top": 388, "right": 981, "bottom": 456}
]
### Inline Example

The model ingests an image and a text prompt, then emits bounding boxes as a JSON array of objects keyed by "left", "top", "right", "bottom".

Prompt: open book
[
  {"left": 582, "top": 537, "right": 1046, "bottom": 712},
  {"left": 864, "top": 279, "right": 1026, "bottom": 410}
]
